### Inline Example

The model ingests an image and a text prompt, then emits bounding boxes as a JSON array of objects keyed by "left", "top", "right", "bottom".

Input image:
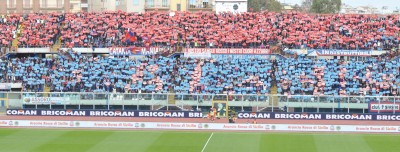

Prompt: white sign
[
  {"left": 1, "top": 120, "right": 400, "bottom": 133},
  {"left": 215, "top": 0, "right": 248, "bottom": 14},
  {"left": 23, "top": 97, "right": 69, "bottom": 104},
  {"left": 17, "top": 48, "right": 50, "bottom": 53}
]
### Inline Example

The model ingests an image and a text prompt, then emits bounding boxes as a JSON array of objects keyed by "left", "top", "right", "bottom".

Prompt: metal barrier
[{"left": 1, "top": 92, "right": 399, "bottom": 113}]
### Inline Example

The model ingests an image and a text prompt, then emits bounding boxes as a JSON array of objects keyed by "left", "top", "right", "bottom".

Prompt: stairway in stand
[
  {"left": 269, "top": 81, "right": 279, "bottom": 107},
  {"left": 168, "top": 93, "right": 175, "bottom": 104},
  {"left": 43, "top": 85, "right": 51, "bottom": 97},
  {"left": 11, "top": 25, "right": 23, "bottom": 51},
  {"left": 52, "top": 22, "right": 65, "bottom": 52},
  {"left": 52, "top": 37, "right": 62, "bottom": 52}
]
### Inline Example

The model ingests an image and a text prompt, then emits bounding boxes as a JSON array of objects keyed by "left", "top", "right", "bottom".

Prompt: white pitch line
[{"left": 201, "top": 132, "right": 214, "bottom": 152}]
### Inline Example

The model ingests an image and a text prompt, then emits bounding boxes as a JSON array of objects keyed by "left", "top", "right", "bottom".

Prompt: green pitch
[{"left": 0, "top": 129, "right": 399, "bottom": 152}]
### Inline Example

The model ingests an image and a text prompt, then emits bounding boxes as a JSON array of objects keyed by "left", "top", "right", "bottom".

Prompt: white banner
[
  {"left": 23, "top": 97, "right": 69, "bottom": 104},
  {"left": 215, "top": 0, "right": 248, "bottom": 14},
  {"left": 184, "top": 52, "right": 212, "bottom": 58},
  {"left": 17, "top": 48, "right": 50, "bottom": 53},
  {"left": 1, "top": 120, "right": 400, "bottom": 133},
  {"left": 0, "top": 83, "right": 22, "bottom": 89},
  {"left": 184, "top": 48, "right": 271, "bottom": 55},
  {"left": 370, "top": 104, "right": 400, "bottom": 111}
]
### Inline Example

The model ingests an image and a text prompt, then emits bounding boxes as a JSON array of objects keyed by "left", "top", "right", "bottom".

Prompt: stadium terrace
[{"left": 0, "top": 12, "right": 399, "bottom": 50}]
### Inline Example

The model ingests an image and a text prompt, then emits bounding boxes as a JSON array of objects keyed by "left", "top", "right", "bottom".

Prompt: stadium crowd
[
  {"left": 18, "top": 13, "right": 63, "bottom": 48},
  {"left": 1, "top": 49, "right": 399, "bottom": 96},
  {"left": 0, "top": 11, "right": 399, "bottom": 96},
  {"left": 276, "top": 56, "right": 399, "bottom": 96},
  {"left": 0, "top": 14, "right": 21, "bottom": 47},
  {"left": 0, "top": 11, "right": 399, "bottom": 50}
]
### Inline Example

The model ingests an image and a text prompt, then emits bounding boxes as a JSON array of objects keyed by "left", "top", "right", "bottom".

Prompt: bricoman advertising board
[
  {"left": 369, "top": 102, "right": 400, "bottom": 113},
  {"left": 23, "top": 97, "right": 69, "bottom": 105},
  {"left": 6, "top": 109, "right": 204, "bottom": 118}
]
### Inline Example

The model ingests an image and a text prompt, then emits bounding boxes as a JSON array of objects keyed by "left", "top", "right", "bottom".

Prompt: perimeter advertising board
[
  {"left": 7, "top": 109, "right": 400, "bottom": 121},
  {"left": 1, "top": 120, "right": 399, "bottom": 133},
  {"left": 6, "top": 109, "right": 204, "bottom": 118},
  {"left": 236, "top": 112, "right": 400, "bottom": 121}
]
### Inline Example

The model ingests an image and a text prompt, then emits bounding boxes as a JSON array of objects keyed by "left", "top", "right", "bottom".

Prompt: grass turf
[{"left": 0, "top": 128, "right": 399, "bottom": 152}]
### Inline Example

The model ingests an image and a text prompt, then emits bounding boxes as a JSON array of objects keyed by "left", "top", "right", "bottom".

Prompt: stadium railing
[{"left": 1, "top": 92, "right": 399, "bottom": 113}]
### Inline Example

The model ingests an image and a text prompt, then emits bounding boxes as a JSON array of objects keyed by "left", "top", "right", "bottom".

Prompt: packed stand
[
  {"left": 173, "top": 57, "right": 204, "bottom": 94},
  {"left": 0, "top": 57, "right": 53, "bottom": 92},
  {"left": 49, "top": 50, "right": 175, "bottom": 93},
  {"left": 193, "top": 56, "right": 273, "bottom": 95},
  {"left": 61, "top": 12, "right": 124, "bottom": 48},
  {"left": 0, "top": 11, "right": 398, "bottom": 50},
  {"left": 1, "top": 50, "right": 399, "bottom": 96},
  {"left": 275, "top": 56, "right": 400, "bottom": 96},
  {"left": 0, "top": 14, "right": 21, "bottom": 47},
  {"left": 53, "top": 11, "right": 400, "bottom": 50},
  {"left": 18, "top": 13, "right": 63, "bottom": 47}
]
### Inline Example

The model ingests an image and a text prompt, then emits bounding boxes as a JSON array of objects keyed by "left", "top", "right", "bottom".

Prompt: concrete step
[
  {"left": 52, "top": 37, "right": 62, "bottom": 52},
  {"left": 269, "top": 83, "right": 279, "bottom": 106},
  {"left": 43, "top": 85, "right": 51, "bottom": 97},
  {"left": 12, "top": 25, "right": 22, "bottom": 48},
  {"left": 168, "top": 93, "right": 175, "bottom": 104}
]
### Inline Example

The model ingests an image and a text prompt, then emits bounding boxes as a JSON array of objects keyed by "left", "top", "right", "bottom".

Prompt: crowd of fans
[
  {"left": 0, "top": 11, "right": 399, "bottom": 50},
  {"left": 173, "top": 56, "right": 274, "bottom": 95},
  {"left": 18, "top": 13, "right": 63, "bottom": 47},
  {"left": 46, "top": 50, "right": 176, "bottom": 93},
  {"left": 0, "top": 11, "right": 399, "bottom": 97},
  {"left": 1, "top": 49, "right": 399, "bottom": 96},
  {"left": 0, "top": 14, "right": 21, "bottom": 47},
  {"left": 276, "top": 56, "right": 399, "bottom": 96}
]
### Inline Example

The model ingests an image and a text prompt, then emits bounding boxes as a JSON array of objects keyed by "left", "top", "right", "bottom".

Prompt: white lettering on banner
[
  {"left": 188, "top": 112, "right": 203, "bottom": 118},
  {"left": 89, "top": 111, "right": 134, "bottom": 117},
  {"left": 241, "top": 49, "right": 251, "bottom": 54},
  {"left": 6, "top": 110, "right": 37, "bottom": 116},
  {"left": 108, "top": 47, "right": 163, "bottom": 56},
  {"left": 184, "top": 48, "right": 270, "bottom": 55},
  {"left": 275, "top": 114, "right": 322, "bottom": 119},
  {"left": 214, "top": 49, "right": 227, "bottom": 54},
  {"left": 238, "top": 113, "right": 271, "bottom": 119},
  {"left": 326, "top": 114, "right": 372, "bottom": 120},
  {"left": 211, "top": 55, "right": 273, "bottom": 60},
  {"left": 139, "top": 112, "right": 185, "bottom": 117},
  {"left": 141, "top": 47, "right": 161, "bottom": 55},
  {"left": 377, "top": 115, "right": 400, "bottom": 121},
  {"left": 315, "top": 50, "right": 372, "bottom": 56},
  {"left": 41, "top": 110, "right": 86, "bottom": 116},
  {"left": 254, "top": 49, "right": 270, "bottom": 54}
]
